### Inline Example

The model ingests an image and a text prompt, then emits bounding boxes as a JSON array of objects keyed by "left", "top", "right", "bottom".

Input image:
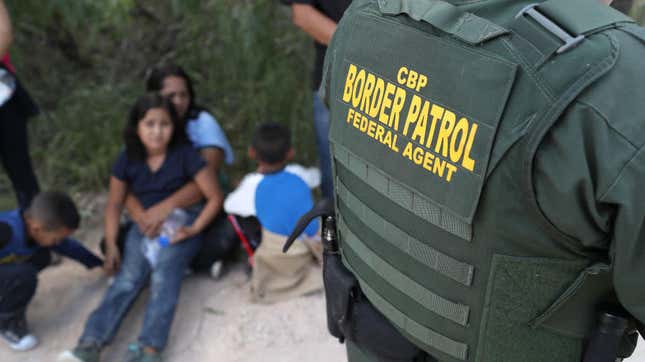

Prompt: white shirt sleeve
[
  {"left": 223, "top": 173, "right": 263, "bottom": 217},
  {"left": 285, "top": 164, "right": 321, "bottom": 189}
]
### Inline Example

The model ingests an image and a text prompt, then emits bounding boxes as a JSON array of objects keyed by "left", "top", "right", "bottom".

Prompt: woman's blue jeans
[{"left": 78, "top": 224, "right": 200, "bottom": 350}]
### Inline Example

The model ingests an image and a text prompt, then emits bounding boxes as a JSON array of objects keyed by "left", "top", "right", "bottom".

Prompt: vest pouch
[
  {"left": 528, "top": 263, "right": 641, "bottom": 359},
  {"left": 478, "top": 254, "right": 591, "bottom": 361},
  {"left": 530, "top": 262, "right": 614, "bottom": 338}
]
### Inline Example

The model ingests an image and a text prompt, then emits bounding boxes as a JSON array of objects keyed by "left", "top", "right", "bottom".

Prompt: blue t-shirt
[
  {"left": 223, "top": 166, "right": 319, "bottom": 237},
  {"left": 112, "top": 144, "right": 206, "bottom": 209},
  {"left": 186, "top": 111, "right": 234, "bottom": 165}
]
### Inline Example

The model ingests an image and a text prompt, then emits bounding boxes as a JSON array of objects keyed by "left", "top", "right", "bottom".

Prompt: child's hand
[
  {"left": 132, "top": 212, "right": 159, "bottom": 238},
  {"left": 103, "top": 244, "right": 121, "bottom": 275},
  {"left": 141, "top": 204, "right": 172, "bottom": 237},
  {"left": 172, "top": 226, "right": 199, "bottom": 244}
]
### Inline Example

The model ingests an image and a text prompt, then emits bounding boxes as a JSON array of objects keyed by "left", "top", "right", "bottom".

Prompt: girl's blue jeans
[{"left": 78, "top": 223, "right": 200, "bottom": 350}]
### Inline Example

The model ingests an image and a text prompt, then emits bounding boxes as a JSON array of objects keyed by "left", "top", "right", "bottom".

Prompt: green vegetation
[
  {"left": 1, "top": 0, "right": 314, "bottom": 205},
  {"left": 1, "top": 1, "right": 642, "bottom": 208}
]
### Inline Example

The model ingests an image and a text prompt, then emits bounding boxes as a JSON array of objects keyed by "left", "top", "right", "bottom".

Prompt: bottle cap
[{"left": 158, "top": 236, "right": 171, "bottom": 247}]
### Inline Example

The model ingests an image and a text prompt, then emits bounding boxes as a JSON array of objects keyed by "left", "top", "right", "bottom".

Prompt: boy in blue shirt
[
  {"left": 224, "top": 122, "right": 322, "bottom": 303},
  {"left": 0, "top": 191, "right": 102, "bottom": 351}
]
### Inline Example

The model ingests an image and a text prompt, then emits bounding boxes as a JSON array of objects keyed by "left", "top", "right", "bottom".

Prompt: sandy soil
[
  {"left": 0, "top": 194, "right": 346, "bottom": 362},
  {"left": 0, "top": 194, "right": 643, "bottom": 361},
  {"left": 0, "top": 244, "right": 346, "bottom": 362}
]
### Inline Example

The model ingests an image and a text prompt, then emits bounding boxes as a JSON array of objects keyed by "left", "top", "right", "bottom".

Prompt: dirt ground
[
  {"left": 0, "top": 194, "right": 345, "bottom": 362},
  {"left": 0, "top": 195, "right": 643, "bottom": 362},
  {"left": 0, "top": 260, "right": 346, "bottom": 362}
]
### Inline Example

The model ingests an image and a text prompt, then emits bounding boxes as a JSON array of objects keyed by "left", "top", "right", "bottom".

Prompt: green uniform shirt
[{"left": 534, "top": 35, "right": 645, "bottom": 332}]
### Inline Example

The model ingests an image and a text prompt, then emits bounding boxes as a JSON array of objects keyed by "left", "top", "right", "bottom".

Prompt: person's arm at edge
[
  {"left": 53, "top": 238, "right": 103, "bottom": 269},
  {"left": 173, "top": 168, "right": 223, "bottom": 242},
  {"left": 291, "top": 3, "right": 337, "bottom": 46},
  {"left": 103, "top": 176, "right": 128, "bottom": 275},
  {"left": 201, "top": 147, "right": 225, "bottom": 173},
  {"left": 0, "top": 0, "right": 13, "bottom": 57}
]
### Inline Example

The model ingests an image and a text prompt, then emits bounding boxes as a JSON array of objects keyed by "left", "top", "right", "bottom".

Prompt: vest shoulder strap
[
  {"left": 619, "top": 22, "right": 645, "bottom": 44},
  {"left": 514, "top": 0, "right": 634, "bottom": 56}
]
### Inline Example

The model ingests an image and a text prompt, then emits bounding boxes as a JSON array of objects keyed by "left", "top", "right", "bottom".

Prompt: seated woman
[
  {"left": 143, "top": 64, "right": 237, "bottom": 277},
  {"left": 60, "top": 93, "right": 222, "bottom": 362}
]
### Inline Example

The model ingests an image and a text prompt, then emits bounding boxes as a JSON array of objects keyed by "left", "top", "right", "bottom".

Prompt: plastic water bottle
[{"left": 142, "top": 209, "right": 189, "bottom": 266}]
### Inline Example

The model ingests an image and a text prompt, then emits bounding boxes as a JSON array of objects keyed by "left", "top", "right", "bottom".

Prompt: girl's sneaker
[
  {"left": 57, "top": 342, "right": 100, "bottom": 362},
  {"left": 0, "top": 315, "right": 38, "bottom": 351},
  {"left": 124, "top": 342, "right": 162, "bottom": 362}
]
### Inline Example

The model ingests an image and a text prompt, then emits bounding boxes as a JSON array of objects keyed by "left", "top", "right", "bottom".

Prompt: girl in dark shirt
[{"left": 62, "top": 94, "right": 222, "bottom": 362}]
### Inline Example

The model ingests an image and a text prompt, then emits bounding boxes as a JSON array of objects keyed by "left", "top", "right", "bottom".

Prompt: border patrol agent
[{"left": 317, "top": 0, "right": 645, "bottom": 361}]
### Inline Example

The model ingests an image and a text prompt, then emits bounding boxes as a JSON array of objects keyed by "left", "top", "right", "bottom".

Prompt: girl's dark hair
[
  {"left": 123, "top": 93, "right": 188, "bottom": 161},
  {"left": 146, "top": 63, "right": 202, "bottom": 120}
]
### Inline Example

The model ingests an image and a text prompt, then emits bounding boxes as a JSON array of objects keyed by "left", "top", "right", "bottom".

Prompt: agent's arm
[{"left": 291, "top": 3, "right": 337, "bottom": 45}]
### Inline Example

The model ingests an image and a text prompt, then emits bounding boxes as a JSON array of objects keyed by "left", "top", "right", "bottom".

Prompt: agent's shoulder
[{"left": 576, "top": 24, "right": 645, "bottom": 146}]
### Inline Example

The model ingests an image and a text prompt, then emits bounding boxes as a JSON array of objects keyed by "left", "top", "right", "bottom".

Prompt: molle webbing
[
  {"left": 336, "top": 181, "right": 474, "bottom": 286},
  {"left": 334, "top": 143, "right": 472, "bottom": 241},
  {"left": 357, "top": 275, "right": 469, "bottom": 360},
  {"left": 338, "top": 217, "right": 470, "bottom": 326},
  {"left": 338, "top": 217, "right": 470, "bottom": 360},
  {"left": 334, "top": 145, "right": 475, "bottom": 360}
]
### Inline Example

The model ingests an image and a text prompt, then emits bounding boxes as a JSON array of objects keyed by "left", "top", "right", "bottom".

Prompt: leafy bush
[{"left": 3, "top": 0, "right": 314, "bottom": 195}]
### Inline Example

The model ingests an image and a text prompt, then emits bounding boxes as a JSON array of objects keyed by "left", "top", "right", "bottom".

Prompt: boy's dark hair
[
  {"left": 146, "top": 63, "right": 202, "bottom": 119},
  {"left": 25, "top": 191, "right": 80, "bottom": 230},
  {"left": 252, "top": 122, "right": 291, "bottom": 164},
  {"left": 123, "top": 93, "right": 188, "bottom": 161}
]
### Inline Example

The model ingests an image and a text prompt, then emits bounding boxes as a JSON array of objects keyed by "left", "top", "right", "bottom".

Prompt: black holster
[
  {"left": 323, "top": 249, "right": 425, "bottom": 361},
  {"left": 582, "top": 309, "right": 638, "bottom": 362},
  {"left": 322, "top": 249, "right": 356, "bottom": 341},
  {"left": 286, "top": 200, "right": 426, "bottom": 361}
]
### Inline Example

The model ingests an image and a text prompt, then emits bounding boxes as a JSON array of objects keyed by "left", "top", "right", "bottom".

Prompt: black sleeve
[
  {"left": 111, "top": 150, "right": 129, "bottom": 182},
  {"left": 0, "top": 222, "right": 13, "bottom": 249}
]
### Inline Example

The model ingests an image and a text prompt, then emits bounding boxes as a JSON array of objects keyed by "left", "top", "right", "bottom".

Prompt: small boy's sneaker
[
  {"left": 0, "top": 315, "right": 38, "bottom": 351},
  {"left": 124, "top": 343, "right": 162, "bottom": 362},
  {"left": 57, "top": 342, "right": 101, "bottom": 362},
  {"left": 210, "top": 261, "right": 223, "bottom": 280}
]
